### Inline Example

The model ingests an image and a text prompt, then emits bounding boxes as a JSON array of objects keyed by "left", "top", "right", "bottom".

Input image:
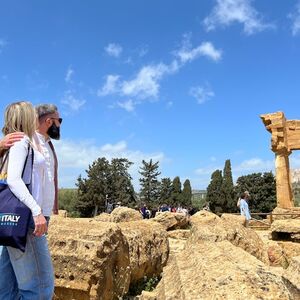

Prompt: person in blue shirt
[{"left": 240, "top": 191, "right": 251, "bottom": 226}]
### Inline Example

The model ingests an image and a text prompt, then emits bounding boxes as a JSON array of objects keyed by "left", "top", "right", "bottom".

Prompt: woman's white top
[{"left": 7, "top": 135, "right": 48, "bottom": 217}]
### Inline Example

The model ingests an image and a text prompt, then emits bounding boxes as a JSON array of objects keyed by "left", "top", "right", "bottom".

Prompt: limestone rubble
[
  {"left": 49, "top": 209, "right": 300, "bottom": 299},
  {"left": 49, "top": 213, "right": 168, "bottom": 300}
]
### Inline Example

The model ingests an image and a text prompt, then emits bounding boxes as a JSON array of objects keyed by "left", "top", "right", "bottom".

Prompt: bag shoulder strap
[
  {"left": 21, "top": 144, "right": 34, "bottom": 186},
  {"left": 0, "top": 151, "right": 9, "bottom": 173}
]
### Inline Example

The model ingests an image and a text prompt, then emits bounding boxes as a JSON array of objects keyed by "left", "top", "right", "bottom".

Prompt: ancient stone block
[{"left": 49, "top": 217, "right": 130, "bottom": 300}]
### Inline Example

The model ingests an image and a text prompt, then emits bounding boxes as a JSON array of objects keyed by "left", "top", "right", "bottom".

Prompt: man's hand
[{"left": 0, "top": 132, "right": 24, "bottom": 149}]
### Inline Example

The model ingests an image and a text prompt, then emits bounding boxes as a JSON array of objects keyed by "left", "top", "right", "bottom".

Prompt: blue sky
[{"left": 1, "top": 0, "right": 300, "bottom": 190}]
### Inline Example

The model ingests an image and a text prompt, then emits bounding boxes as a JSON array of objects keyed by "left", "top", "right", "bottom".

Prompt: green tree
[
  {"left": 109, "top": 158, "right": 136, "bottom": 207},
  {"left": 159, "top": 177, "right": 172, "bottom": 204},
  {"left": 170, "top": 176, "right": 182, "bottom": 206},
  {"left": 139, "top": 159, "right": 161, "bottom": 206},
  {"left": 75, "top": 158, "right": 110, "bottom": 217},
  {"left": 181, "top": 179, "right": 192, "bottom": 207},
  {"left": 75, "top": 175, "right": 94, "bottom": 217},
  {"left": 206, "top": 170, "right": 223, "bottom": 213},
  {"left": 292, "top": 182, "right": 300, "bottom": 207},
  {"left": 58, "top": 188, "right": 78, "bottom": 216},
  {"left": 221, "top": 159, "right": 235, "bottom": 212},
  {"left": 235, "top": 172, "right": 276, "bottom": 213}
]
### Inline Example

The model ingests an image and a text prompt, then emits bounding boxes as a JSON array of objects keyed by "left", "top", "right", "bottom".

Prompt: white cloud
[
  {"left": 289, "top": 2, "right": 300, "bottom": 36},
  {"left": 195, "top": 165, "right": 222, "bottom": 176},
  {"left": 175, "top": 40, "right": 222, "bottom": 63},
  {"left": 0, "top": 39, "right": 7, "bottom": 53},
  {"left": 99, "top": 37, "right": 218, "bottom": 111},
  {"left": 138, "top": 45, "right": 149, "bottom": 57},
  {"left": 203, "top": 0, "right": 274, "bottom": 35},
  {"left": 98, "top": 62, "right": 177, "bottom": 102},
  {"left": 105, "top": 43, "right": 123, "bottom": 58},
  {"left": 65, "top": 67, "right": 74, "bottom": 83},
  {"left": 61, "top": 91, "right": 86, "bottom": 111},
  {"left": 97, "top": 75, "right": 120, "bottom": 96},
  {"left": 233, "top": 158, "right": 274, "bottom": 173},
  {"left": 166, "top": 101, "right": 173, "bottom": 109},
  {"left": 55, "top": 139, "right": 165, "bottom": 189},
  {"left": 100, "top": 141, "right": 127, "bottom": 152},
  {"left": 121, "top": 63, "right": 173, "bottom": 99},
  {"left": 194, "top": 157, "right": 275, "bottom": 188},
  {"left": 189, "top": 85, "right": 215, "bottom": 104},
  {"left": 117, "top": 99, "right": 135, "bottom": 112}
]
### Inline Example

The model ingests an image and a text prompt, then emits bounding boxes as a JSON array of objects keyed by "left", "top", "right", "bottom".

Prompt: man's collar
[{"left": 36, "top": 131, "right": 50, "bottom": 142}]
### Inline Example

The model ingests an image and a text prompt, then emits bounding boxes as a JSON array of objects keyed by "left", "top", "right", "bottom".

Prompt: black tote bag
[{"left": 0, "top": 146, "right": 33, "bottom": 252}]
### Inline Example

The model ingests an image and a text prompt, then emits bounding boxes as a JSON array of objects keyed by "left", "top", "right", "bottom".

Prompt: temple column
[{"left": 275, "top": 150, "right": 294, "bottom": 208}]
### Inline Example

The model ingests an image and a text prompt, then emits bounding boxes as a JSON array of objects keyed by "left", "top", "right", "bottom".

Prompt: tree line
[
  {"left": 206, "top": 159, "right": 277, "bottom": 214},
  {"left": 59, "top": 157, "right": 278, "bottom": 218},
  {"left": 60, "top": 157, "right": 192, "bottom": 217}
]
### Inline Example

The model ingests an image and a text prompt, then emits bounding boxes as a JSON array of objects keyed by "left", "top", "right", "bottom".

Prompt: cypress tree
[
  {"left": 181, "top": 179, "right": 192, "bottom": 207},
  {"left": 221, "top": 159, "right": 235, "bottom": 212},
  {"left": 170, "top": 176, "right": 182, "bottom": 206},
  {"left": 206, "top": 170, "right": 223, "bottom": 213}
]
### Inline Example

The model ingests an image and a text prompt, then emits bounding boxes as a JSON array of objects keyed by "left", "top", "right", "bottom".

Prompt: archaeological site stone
[
  {"left": 49, "top": 217, "right": 130, "bottom": 300},
  {"left": 261, "top": 111, "right": 300, "bottom": 208}
]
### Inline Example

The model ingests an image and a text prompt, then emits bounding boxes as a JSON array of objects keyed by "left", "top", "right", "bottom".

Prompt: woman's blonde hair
[{"left": 2, "top": 101, "right": 37, "bottom": 139}]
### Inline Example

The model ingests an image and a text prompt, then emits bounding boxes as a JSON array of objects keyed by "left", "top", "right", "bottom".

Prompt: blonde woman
[{"left": 0, "top": 101, "right": 54, "bottom": 300}]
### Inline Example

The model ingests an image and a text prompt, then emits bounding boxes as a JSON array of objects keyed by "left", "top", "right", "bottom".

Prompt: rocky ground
[{"left": 50, "top": 208, "right": 300, "bottom": 300}]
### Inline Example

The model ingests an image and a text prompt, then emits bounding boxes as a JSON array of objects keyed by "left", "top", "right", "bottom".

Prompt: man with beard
[{"left": 35, "top": 104, "right": 62, "bottom": 215}]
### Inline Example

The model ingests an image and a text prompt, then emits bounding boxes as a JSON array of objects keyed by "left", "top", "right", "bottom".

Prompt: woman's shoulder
[{"left": 11, "top": 135, "right": 31, "bottom": 149}]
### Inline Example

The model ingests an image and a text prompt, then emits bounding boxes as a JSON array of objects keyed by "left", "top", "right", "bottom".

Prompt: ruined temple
[{"left": 261, "top": 111, "right": 300, "bottom": 208}]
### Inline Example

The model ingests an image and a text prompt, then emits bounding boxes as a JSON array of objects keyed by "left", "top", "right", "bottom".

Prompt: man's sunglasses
[{"left": 50, "top": 118, "right": 63, "bottom": 124}]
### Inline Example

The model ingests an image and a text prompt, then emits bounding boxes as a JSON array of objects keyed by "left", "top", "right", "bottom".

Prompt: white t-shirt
[{"left": 7, "top": 135, "right": 54, "bottom": 217}]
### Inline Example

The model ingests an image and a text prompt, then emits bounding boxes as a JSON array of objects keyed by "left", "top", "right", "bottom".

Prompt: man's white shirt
[{"left": 34, "top": 132, "right": 55, "bottom": 217}]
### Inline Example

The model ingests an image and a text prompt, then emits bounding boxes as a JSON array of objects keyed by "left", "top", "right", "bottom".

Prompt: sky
[{"left": 1, "top": 0, "right": 300, "bottom": 191}]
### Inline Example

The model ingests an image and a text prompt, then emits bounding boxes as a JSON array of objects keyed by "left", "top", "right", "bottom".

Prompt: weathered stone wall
[
  {"left": 49, "top": 218, "right": 131, "bottom": 300},
  {"left": 142, "top": 211, "right": 299, "bottom": 300},
  {"left": 49, "top": 215, "right": 169, "bottom": 300}
]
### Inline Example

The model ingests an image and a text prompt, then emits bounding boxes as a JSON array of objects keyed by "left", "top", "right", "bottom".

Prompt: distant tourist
[
  {"left": 240, "top": 191, "right": 251, "bottom": 226},
  {"left": 203, "top": 202, "right": 210, "bottom": 211},
  {"left": 106, "top": 202, "right": 113, "bottom": 213},
  {"left": 140, "top": 204, "right": 150, "bottom": 219},
  {"left": 151, "top": 207, "right": 158, "bottom": 218},
  {"left": 160, "top": 204, "right": 169, "bottom": 212}
]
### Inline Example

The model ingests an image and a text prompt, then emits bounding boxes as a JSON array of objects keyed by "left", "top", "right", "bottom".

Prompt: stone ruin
[
  {"left": 261, "top": 111, "right": 300, "bottom": 208},
  {"left": 47, "top": 112, "right": 300, "bottom": 299},
  {"left": 49, "top": 208, "right": 300, "bottom": 299}
]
